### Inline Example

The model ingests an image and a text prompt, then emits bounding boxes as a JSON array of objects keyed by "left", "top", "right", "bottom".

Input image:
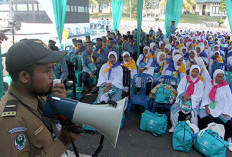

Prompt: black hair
[
  {"left": 8, "top": 64, "right": 40, "bottom": 82},
  {"left": 128, "top": 35, "right": 133, "bottom": 39},
  {"left": 123, "top": 35, "right": 128, "bottom": 40}
]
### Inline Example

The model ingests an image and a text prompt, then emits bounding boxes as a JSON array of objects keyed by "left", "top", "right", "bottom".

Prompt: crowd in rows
[{"left": 51, "top": 28, "right": 232, "bottom": 151}]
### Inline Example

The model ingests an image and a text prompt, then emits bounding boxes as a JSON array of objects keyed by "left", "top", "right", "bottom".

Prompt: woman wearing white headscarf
[
  {"left": 186, "top": 42, "right": 193, "bottom": 51},
  {"left": 196, "top": 44, "right": 208, "bottom": 65},
  {"left": 180, "top": 47, "right": 189, "bottom": 60},
  {"left": 169, "top": 65, "right": 204, "bottom": 132},
  {"left": 150, "top": 51, "right": 167, "bottom": 78},
  {"left": 200, "top": 69, "right": 232, "bottom": 151},
  {"left": 186, "top": 50, "right": 198, "bottom": 72},
  {"left": 195, "top": 56, "right": 211, "bottom": 86},
  {"left": 164, "top": 54, "right": 187, "bottom": 82},
  {"left": 209, "top": 51, "right": 224, "bottom": 76},
  {"left": 164, "top": 44, "right": 172, "bottom": 58},
  {"left": 96, "top": 51, "right": 123, "bottom": 103},
  {"left": 121, "top": 51, "right": 137, "bottom": 79},
  {"left": 159, "top": 41, "right": 165, "bottom": 52},
  {"left": 150, "top": 42, "right": 159, "bottom": 58},
  {"left": 136, "top": 46, "right": 153, "bottom": 75},
  {"left": 227, "top": 49, "right": 232, "bottom": 66}
]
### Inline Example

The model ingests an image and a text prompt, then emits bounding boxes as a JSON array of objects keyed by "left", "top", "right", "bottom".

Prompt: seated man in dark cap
[
  {"left": 48, "top": 40, "right": 69, "bottom": 83},
  {"left": 48, "top": 40, "right": 58, "bottom": 51},
  {"left": 84, "top": 36, "right": 91, "bottom": 46},
  {"left": 81, "top": 42, "right": 100, "bottom": 92},
  {"left": 71, "top": 39, "right": 86, "bottom": 66},
  {"left": 93, "top": 38, "right": 108, "bottom": 69},
  {"left": 0, "top": 39, "right": 78, "bottom": 156}
]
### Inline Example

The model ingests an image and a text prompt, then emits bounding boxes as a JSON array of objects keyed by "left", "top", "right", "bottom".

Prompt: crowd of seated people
[{"left": 51, "top": 28, "right": 232, "bottom": 151}]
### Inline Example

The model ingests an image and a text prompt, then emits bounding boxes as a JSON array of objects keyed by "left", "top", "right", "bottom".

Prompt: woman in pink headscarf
[{"left": 200, "top": 69, "right": 232, "bottom": 151}]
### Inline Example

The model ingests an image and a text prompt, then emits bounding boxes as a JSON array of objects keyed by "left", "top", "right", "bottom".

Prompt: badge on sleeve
[{"left": 15, "top": 134, "right": 26, "bottom": 150}]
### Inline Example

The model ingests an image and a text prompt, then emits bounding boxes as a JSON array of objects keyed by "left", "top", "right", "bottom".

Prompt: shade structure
[
  {"left": 112, "top": 0, "right": 124, "bottom": 31},
  {"left": 137, "top": 0, "right": 143, "bottom": 57},
  {"left": 225, "top": 0, "right": 232, "bottom": 32},
  {"left": 165, "top": 0, "right": 183, "bottom": 37},
  {"left": 52, "top": 0, "right": 67, "bottom": 48}
]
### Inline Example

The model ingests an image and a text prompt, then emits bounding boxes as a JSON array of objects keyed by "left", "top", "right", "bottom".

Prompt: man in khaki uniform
[{"left": 0, "top": 39, "right": 78, "bottom": 156}]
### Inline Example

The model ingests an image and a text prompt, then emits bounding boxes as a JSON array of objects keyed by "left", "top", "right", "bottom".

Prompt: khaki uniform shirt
[{"left": 0, "top": 86, "right": 66, "bottom": 157}]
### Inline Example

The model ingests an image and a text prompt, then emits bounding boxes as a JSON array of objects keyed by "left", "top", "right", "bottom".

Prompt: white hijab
[
  {"left": 213, "top": 69, "right": 224, "bottom": 85},
  {"left": 122, "top": 51, "right": 131, "bottom": 63},
  {"left": 180, "top": 47, "right": 187, "bottom": 55},
  {"left": 143, "top": 46, "right": 150, "bottom": 56},
  {"left": 173, "top": 54, "right": 183, "bottom": 70},
  {"left": 108, "top": 51, "right": 118, "bottom": 63},
  {"left": 172, "top": 49, "right": 181, "bottom": 57},
  {"left": 156, "top": 51, "right": 166, "bottom": 65},
  {"left": 150, "top": 42, "right": 156, "bottom": 51},
  {"left": 189, "top": 65, "right": 200, "bottom": 82},
  {"left": 189, "top": 50, "right": 197, "bottom": 61},
  {"left": 165, "top": 44, "right": 172, "bottom": 52}
]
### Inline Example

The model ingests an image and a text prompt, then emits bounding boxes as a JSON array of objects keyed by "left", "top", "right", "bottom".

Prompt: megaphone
[{"left": 42, "top": 96, "right": 126, "bottom": 147}]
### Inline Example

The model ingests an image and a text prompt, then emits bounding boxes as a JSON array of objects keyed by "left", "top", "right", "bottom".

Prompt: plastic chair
[
  {"left": 65, "top": 43, "right": 73, "bottom": 52},
  {"left": 127, "top": 73, "right": 154, "bottom": 120},
  {"left": 212, "top": 63, "right": 229, "bottom": 77},
  {"left": 152, "top": 75, "right": 178, "bottom": 113}
]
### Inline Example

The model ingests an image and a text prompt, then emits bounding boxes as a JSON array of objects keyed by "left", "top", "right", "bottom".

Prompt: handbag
[
  {"left": 180, "top": 81, "right": 192, "bottom": 113},
  {"left": 88, "top": 62, "right": 98, "bottom": 72},
  {"left": 139, "top": 62, "right": 147, "bottom": 68},
  {"left": 172, "top": 121, "right": 197, "bottom": 152},
  {"left": 195, "top": 129, "right": 228, "bottom": 157},
  {"left": 140, "top": 111, "right": 167, "bottom": 136}
]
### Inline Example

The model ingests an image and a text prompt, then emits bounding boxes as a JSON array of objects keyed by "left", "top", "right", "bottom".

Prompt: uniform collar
[{"left": 9, "top": 85, "right": 39, "bottom": 111}]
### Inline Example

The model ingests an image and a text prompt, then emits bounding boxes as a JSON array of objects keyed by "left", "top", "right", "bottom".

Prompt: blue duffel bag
[
  {"left": 140, "top": 111, "right": 167, "bottom": 136},
  {"left": 172, "top": 121, "right": 195, "bottom": 152},
  {"left": 194, "top": 129, "right": 229, "bottom": 157}
]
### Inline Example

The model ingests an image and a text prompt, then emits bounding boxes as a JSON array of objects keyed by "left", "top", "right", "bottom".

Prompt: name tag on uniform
[{"left": 9, "top": 127, "right": 27, "bottom": 134}]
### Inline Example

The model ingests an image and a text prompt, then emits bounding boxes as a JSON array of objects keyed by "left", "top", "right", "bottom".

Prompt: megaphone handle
[
  {"left": 68, "top": 131, "right": 80, "bottom": 157},
  {"left": 92, "top": 135, "right": 105, "bottom": 157}
]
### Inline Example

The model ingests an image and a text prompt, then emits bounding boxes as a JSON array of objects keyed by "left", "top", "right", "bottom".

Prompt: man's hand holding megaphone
[{"left": 50, "top": 83, "right": 80, "bottom": 146}]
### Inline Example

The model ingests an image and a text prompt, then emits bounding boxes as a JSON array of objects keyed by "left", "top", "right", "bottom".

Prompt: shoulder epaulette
[{"left": 2, "top": 100, "right": 18, "bottom": 117}]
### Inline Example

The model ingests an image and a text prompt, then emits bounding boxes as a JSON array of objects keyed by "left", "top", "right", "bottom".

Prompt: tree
[
  {"left": 125, "top": 0, "right": 138, "bottom": 17},
  {"left": 160, "top": 0, "right": 196, "bottom": 14},
  {"left": 219, "top": 0, "right": 226, "bottom": 19},
  {"left": 89, "top": 0, "right": 111, "bottom": 13}
]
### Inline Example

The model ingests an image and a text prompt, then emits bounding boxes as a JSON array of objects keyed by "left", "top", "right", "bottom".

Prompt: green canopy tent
[
  {"left": 52, "top": 0, "right": 67, "bottom": 49},
  {"left": 112, "top": 0, "right": 125, "bottom": 31},
  {"left": 225, "top": 0, "right": 232, "bottom": 32},
  {"left": 165, "top": 0, "right": 183, "bottom": 38}
]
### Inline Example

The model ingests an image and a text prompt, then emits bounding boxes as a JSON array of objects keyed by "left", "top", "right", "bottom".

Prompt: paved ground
[
  {"left": 1, "top": 19, "right": 232, "bottom": 157},
  {"left": 67, "top": 94, "right": 232, "bottom": 157}
]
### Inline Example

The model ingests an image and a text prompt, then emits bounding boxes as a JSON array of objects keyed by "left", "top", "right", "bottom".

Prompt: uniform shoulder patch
[
  {"left": 2, "top": 100, "right": 18, "bottom": 117},
  {"left": 15, "top": 134, "right": 26, "bottom": 150}
]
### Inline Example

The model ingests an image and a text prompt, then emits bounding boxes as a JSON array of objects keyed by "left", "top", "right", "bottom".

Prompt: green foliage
[
  {"left": 217, "top": 19, "right": 225, "bottom": 25},
  {"left": 219, "top": 0, "right": 226, "bottom": 12},
  {"left": 180, "top": 14, "right": 220, "bottom": 23},
  {"left": 125, "top": 0, "right": 138, "bottom": 15}
]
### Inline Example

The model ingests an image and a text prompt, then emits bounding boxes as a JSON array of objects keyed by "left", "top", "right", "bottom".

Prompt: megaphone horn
[{"left": 43, "top": 96, "right": 126, "bottom": 147}]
